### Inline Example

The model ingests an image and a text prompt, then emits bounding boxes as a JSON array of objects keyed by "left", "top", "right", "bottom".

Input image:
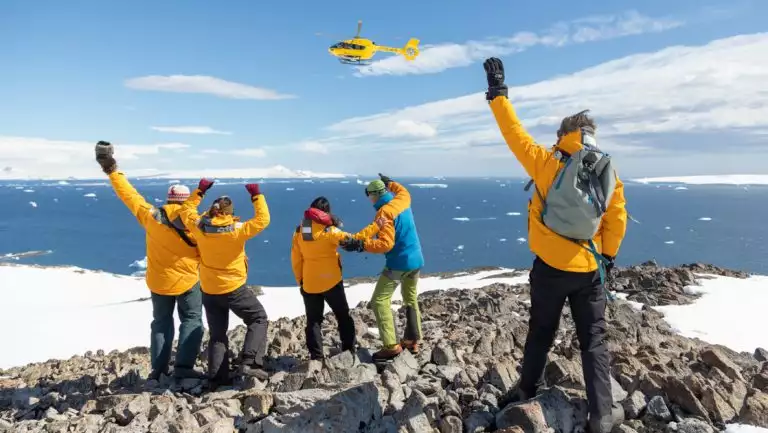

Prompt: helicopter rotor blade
[{"left": 355, "top": 20, "right": 362, "bottom": 38}]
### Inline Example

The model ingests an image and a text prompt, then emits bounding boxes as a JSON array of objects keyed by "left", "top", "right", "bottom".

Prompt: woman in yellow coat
[
  {"left": 177, "top": 179, "right": 271, "bottom": 387},
  {"left": 95, "top": 141, "right": 203, "bottom": 381}
]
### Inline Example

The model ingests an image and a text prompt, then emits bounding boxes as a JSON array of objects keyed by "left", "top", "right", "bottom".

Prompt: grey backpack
[{"left": 525, "top": 128, "right": 617, "bottom": 241}]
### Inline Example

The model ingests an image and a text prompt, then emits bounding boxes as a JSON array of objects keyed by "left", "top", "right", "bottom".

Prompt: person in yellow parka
[
  {"left": 177, "top": 179, "right": 271, "bottom": 387},
  {"left": 94, "top": 141, "right": 204, "bottom": 381},
  {"left": 482, "top": 58, "right": 627, "bottom": 433},
  {"left": 290, "top": 196, "right": 391, "bottom": 361}
]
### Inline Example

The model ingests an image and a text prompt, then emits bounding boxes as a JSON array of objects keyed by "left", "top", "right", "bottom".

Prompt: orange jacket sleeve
[
  {"left": 362, "top": 219, "right": 396, "bottom": 254},
  {"left": 489, "top": 96, "right": 551, "bottom": 183},
  {"left": 108, "top": 171, "right": 152, "bottom": 228},
  {"left": 600, "top": 174, "right": 628, "bottom": 257},
  {"left": 236, "top": 195, "right": 271, "bottom": 240},
  {"left": 178, "top": 189, "right": 204, "bottom": 238},
  {"left": 290, "top": 231, "right": 303, "bottom": 285}
]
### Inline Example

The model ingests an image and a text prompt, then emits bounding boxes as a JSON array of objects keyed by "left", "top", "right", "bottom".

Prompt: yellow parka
[
  {"left": 178, "top": 189, "right": 270, "bottom": 295},
  {"left": 290, "top": 181, "right": 411, "bottom": 293},
  {"left": 489, "top": 95, "right": 628, "bottom": 272},
  {"left": 108, "top": 172, "right": 200, "bottom": 296}
]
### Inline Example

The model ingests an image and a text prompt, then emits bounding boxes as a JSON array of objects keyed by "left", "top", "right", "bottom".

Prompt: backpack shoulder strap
[{"left": 157, "top": 207, "right": 197, "bottom": 248}]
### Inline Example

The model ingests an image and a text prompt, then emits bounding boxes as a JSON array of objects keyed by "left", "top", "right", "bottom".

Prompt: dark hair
[
  {"left": 208, "top": 196, "right": 233, "bottom": 217},
  {"left": 558, "top": 109, "right": 596, "bottom": 137},
  {"left": 310, "top": 196, "right": 331, "bottom": 213}
]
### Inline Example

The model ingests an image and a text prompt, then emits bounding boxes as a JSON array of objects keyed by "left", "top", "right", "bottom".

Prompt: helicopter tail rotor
[{"left": 403, "top": 38, "right": 420, "bottom": 60}]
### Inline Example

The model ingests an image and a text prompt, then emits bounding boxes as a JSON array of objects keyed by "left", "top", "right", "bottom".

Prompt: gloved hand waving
[
  {"left": 198, "top": 178, "right": 215, "bottom": 195},
  {"left": 378, "top": 173, "right": 393, "bottom": 188},
  {"left": 94, "top": 141, "right": 117, "bottom": 174},
  {"left": 483, "top": 57, "right": 508, "bottom": 101},
  {"left": 245, "top": 183, "right": 261, "bottom": 198}
]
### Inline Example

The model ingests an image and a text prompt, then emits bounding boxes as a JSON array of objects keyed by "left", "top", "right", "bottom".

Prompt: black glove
[
  {"left": 339, "top": 237, "right": 365, "bottom": 252},
  {"left": 95, "top": 141, "right": 117, "bottom": 174},
  {"left": 483, "top": 57, "right": 508, "bottom": 101},
  {"left": 602, "top": 254, "right": 615, "bottom": 274},
  {"left": 378, "top": 173, "right": 393, "bottom": 188}
]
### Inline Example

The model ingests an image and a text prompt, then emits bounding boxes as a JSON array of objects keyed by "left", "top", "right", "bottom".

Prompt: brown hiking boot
[
  {"left": 400, "top": 340, "right": 420, "bottom": 354},
  {"left": 373, "top": 344, "right": 402, "bottom": 361}
]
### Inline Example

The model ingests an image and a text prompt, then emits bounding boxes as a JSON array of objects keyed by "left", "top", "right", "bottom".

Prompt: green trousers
[{"left": 371, "top": 268, "right": 422, "bottom": 347}]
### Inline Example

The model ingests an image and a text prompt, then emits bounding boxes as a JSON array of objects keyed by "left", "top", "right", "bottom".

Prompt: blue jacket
[{"left": 374, "top": 192, "right": 425, "bottom": 271}]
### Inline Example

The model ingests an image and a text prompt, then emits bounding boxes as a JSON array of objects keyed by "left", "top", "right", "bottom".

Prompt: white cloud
[
  {"left": 298, "top": 141, "right": 329, "bottom": 154},
  {"left": 0, "top": 137, "right": 193, "bottom": 179},
  {"left": 202, "top": 149, "right": 222, "bottom": 154},
  {"left": 124, "top": 75, "right": 296, "bottom": 100},
  {"left": 355, "top": 10, "right": 683, "bottom": 77},
  {"left": 230, "top": 148, "right": 267, "bottom": 157},
  {"left": 383, "top": 120, "right": 438, "bottom": 138},
  {"left": 301, "top": 32, "right": 768, "bottom": 175},
  {"left": 151, "top": 126, "right": 232, "bottom": 135}
]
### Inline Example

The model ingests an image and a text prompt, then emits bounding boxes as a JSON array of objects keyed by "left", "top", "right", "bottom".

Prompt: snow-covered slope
[
  {"left": 632, "top": 175, "right": 768, "bottom": 185},
  {"left": 0, "top": 263, "right": 524, "bottom": 369}
]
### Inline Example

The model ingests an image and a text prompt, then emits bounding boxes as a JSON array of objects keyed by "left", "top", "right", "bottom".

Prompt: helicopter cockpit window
[{"left": 330, "top": 42, "right": 364, "bottom": 50}]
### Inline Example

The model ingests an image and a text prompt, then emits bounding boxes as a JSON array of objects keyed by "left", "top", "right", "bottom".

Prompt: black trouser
[
  {"left": 202, "top": 285, "right": 268, "bottom": 382},
  {"left": 301, "top": 281, "right": 356, "bottom": 360},
  {"left": 519, "top": 257, "right": 612, "bottom": 419}
]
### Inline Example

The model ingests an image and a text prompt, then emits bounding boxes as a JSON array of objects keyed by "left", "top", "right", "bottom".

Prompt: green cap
[{"left": 366, "top": 179, "right": 386, "bottom": 195}]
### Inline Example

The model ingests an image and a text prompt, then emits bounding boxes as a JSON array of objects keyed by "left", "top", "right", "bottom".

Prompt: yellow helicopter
[{"left": 327, "top": 20, "right": 419, "bottom": 65}]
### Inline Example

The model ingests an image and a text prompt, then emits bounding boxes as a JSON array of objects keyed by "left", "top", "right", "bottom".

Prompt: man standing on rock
[
  {"left": 95, "top": 141, "right": 205, "bottom": 381},
  {"left": 339, "top": 174, "right": 425, "bottom": 362},
  {"left": 482, "top": 58, "right": 628, "bottom": 432}
]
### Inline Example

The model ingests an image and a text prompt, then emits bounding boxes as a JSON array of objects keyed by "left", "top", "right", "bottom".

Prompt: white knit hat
[{"left": 167, "top": 184, "right": 190, "bottom": 203}]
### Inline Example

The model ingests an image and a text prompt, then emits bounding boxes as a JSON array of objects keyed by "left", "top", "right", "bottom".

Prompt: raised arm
[
  {"left": 290, "top": 231, "right": 304, "bottom": 286},
  {"left": 178, "top": 179, "right": 213, "bottom": 237},
  {"left": 361, "top": 219, "right": 395, "bottom": 254},
  {"left": 109, "top": 171, "right": 153, "bottom": 227},
  {"left": 236, "top": 184, "right": 271, "bottom": 240},
  {"left": 600, "top": 174, "right": 628, "bottom": 258},
  {"left": 484, "top": 58, "right": 550, "bottom": 181},
  {"left": 94, "top": 141, "right": 152, "bottom": 228}
]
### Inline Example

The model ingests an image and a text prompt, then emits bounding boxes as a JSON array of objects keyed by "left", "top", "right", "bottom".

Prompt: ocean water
[{"left": 1, "top": 178, "right": 766, "bottom": 286}]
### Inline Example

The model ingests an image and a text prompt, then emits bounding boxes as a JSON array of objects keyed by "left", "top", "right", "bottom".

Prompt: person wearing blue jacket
[{"left": 340, "top": 173, "right": 425, "bottom": 361}]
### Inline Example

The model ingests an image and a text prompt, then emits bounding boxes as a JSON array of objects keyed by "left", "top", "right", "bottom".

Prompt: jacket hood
[
  {"left": 162, "top": 203, "right": 183, "bottom": 220},
  {"left": 373, "top": 191, "right": 394, "bottom": 210},
  {"left": 304, "top": 208, "right": 333, "bottom": 226},
  {"left": 555, "top": 128, "right": 595, "bottom": 156}
]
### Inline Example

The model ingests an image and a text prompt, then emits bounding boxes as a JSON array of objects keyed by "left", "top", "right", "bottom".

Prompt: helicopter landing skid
[{"left": 338, "top": 57, "right": 372, "bottom": 66}]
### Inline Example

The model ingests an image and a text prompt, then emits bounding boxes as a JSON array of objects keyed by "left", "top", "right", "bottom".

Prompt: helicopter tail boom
[{"left": 373, "top": 38, "right": 420, "bottom": 60}]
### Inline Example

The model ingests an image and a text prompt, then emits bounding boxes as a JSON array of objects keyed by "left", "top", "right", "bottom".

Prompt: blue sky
[{"left": 1, "top": 0, "right": 767, "bottom": 179}]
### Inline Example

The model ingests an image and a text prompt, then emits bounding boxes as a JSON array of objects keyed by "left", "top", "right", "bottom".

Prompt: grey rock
[
  {"left": 676, "top": 418, "right": 715, "bottom": 433},
  {"left": 487, "top": 360, "right": 519, "bottom": 394},
  {"left": 436, "top": 366, "right": 463, "bottom": 383},
  {"left": 439, "top": 415, "right": 462, "bottom": 433},
  {"left": 441, "top": 394, "right": 462, "bottom": 418},
  {"left": 496, "top": 386, "right": 587, "bottom": 433},
  {"left": 199, "top": 417, "right": 236, "bottom": 433},
  {"left": 646, "top": 396, "right": 672, "bottom": 422},
  {"left": 104, "top": 393, "right": 151, "bottom": 426},
  {"left": 700, "top": 346, "right": 744, "bottom": 382},
  {"left": 193, "top": 406, "right": 223, "bottom": 427},
  {"left": 410, "top": 375, "right": 444, "bottom": 396},
  {"left": 464, "top": 411, "right": 494, "bottom": 433},
  {"left": 622, "top": 391, "right": 647, "bottom": 419},
  {"left": 432, "top": 344, "right": 458, "bottom": 366},
  {"left": 242, "top": 390, "right": 274, "bottom": 422},
  {"left": 612, "top": 425, "right": 639, "bottom": 433},
  {"left": 611, "top": 375, "right": 628, "bottom": 403},
  {"left": 272, "top": 389, "right": 335, "bottom": 414},
  {"left": 755, "top": 348, "right": 768, "bottom": 362},
  {"left": 324, "top": 350, "right": 359, "bottom": 371},
  {"left": 480, "top": 392, "right": 498, "bottom": 409},
  {"left": 385, "top": 350, "right": 420, "bottom": 384},
  {"left": 394, "top": 389, "right": 431, "bottom": 433},
  {"left": 265, "top": 382, "right": 383, "bottom": 433},
  {"left": 277, "top": 373, "right": 306, "bottom": 392}
]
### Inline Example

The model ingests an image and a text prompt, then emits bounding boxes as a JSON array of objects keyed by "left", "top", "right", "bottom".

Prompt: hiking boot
[
  {"left": 147, "top": 367, "right": 169, "bottom": 381},
  {"left": 173, "top": 366, "right": 206, "bottom": 380},
  {"left": 373, "top": 344, "right": 403, "bottom": 361},
  {"left": 400, "top": 340, "right": 420, "bottom": 354},
  {"left": 237, "top": 364, "right": 270, "bottom": 381},
  {"left": 498, "top": 387, "right": 533, "bottom": 408}
]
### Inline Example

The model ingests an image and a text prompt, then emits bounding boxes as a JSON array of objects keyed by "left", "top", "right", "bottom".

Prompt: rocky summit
[{"left": 1, "top": 262, "right": 767, "bottom": 433}]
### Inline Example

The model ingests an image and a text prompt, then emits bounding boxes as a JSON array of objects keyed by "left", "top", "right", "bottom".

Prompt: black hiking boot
[{"left": 173, "top": 366, "right": 207, "bottom": 380}]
